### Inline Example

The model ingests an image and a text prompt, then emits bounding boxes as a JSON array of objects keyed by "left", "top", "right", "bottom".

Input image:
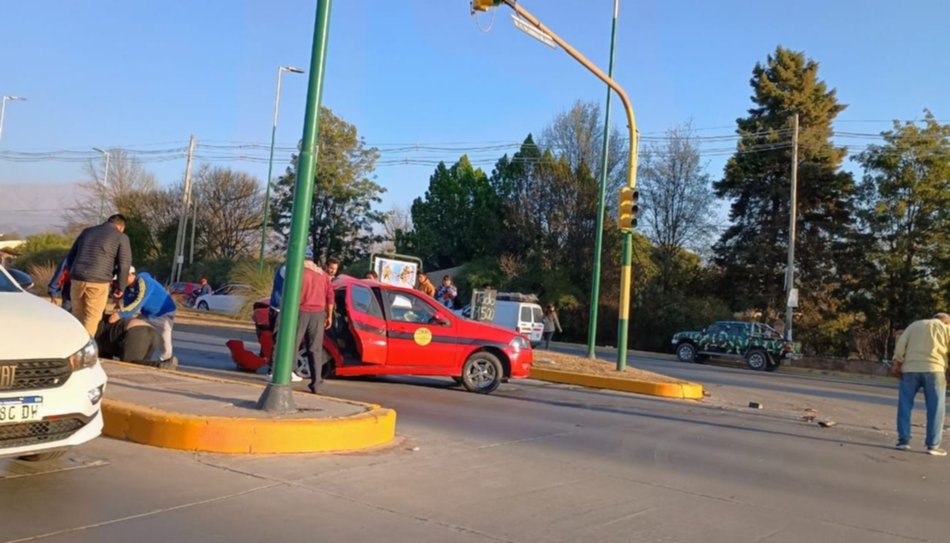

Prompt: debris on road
[
  {"left": 818, "top": 420, "right": 837, "bottom": 428},
  {"left": 748, "top": 402, "right": 763, "bottom": 409}
]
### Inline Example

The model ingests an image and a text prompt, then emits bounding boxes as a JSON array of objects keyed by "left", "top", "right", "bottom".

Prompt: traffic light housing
[
  {"left": 618, "top": 186, "right": 639, "bottom": 232},
  {"left": 471, "top": 0, "right": 501, "bottom": 13}
]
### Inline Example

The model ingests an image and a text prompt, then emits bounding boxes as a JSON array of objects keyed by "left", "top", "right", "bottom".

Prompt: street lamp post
[
  {"left": 0, "top": 96, "right": 27, "bottom": 143},
  {"left": 588, "top": 0, "right": 620, "bottom": 359},
  {"left": 257, "top": 0, "right": 333, "bottom": 412},
  {"left": 473, "top": 0, "right": 640, "bottom": 371},
  {"left": 92, "top": 147, "right": 111, "bottom": 222},
  {"left": 259, "top": 65, "right": 306, "bottom": 271}
]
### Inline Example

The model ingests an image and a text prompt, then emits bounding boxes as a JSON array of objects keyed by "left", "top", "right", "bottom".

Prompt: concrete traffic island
[
  {"left": 530, "top": 352, "right": 704, "bottom": 400},
  {"left": 100, "top": 361, "right": 396, "bottom": 454}
]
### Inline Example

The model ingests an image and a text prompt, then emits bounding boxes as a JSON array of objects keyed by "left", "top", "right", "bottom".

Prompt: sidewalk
[{"left": 101, "top": 361, "right": 396, "bottom": 454}]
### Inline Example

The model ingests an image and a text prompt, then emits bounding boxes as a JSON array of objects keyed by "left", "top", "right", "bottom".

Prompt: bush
[{"left": 229, "top": 260, "right": 277, "bottom": 319}]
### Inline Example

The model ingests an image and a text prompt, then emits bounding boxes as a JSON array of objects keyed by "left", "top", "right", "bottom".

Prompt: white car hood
[{"left": 0, "top": 292, "right": 91, "bottom": 360}]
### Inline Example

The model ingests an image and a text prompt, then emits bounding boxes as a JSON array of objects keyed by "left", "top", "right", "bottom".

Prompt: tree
[
  {"left": 192, "top": 166, "right": 264, "bottom": 260},
  {"left": 380, "top": 205, "right": 412, "bottom": 253},
  {"left": 70, "top": 148, "right": 158, "bottom": 230},
  {"left": 638, "top": 122, "right": 716, "bottom": 293},
  {"left": 409, "top": 156, "right": 502, "bottom": 269},
  {"left": 849, "top": 112, "right": 950, "bottom": 355},
  {"left": 272, "top": 107, "right": 385, "bottom": 265},
  {"left": 713, "top": 46, "right": 856, "bottom": 328}
]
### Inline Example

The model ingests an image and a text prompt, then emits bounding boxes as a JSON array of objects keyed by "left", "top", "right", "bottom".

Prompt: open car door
[{"left": 346, "top": 283, "right": 387, "bottom": 364}]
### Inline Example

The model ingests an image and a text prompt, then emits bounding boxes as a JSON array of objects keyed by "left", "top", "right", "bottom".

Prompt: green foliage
[
  {"left": 229, "top": 260, "right": 278, "bottom": 318},
  {"left": 272, "top": 107, "right": 385, "bottom": 266},
  {"left": 14, "top": 232, "right": 73, "bottom": 270},
  {"left": 714, "top": 46, "right": 856, "bottom": 321},
  {"left": 408, "top": 156, "right": 502, "bottom": 269},
  {"left": 847, "top": 111, "right": 950, "bottom": 355}
]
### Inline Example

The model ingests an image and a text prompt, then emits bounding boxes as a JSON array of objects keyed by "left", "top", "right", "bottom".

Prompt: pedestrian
[
  {"left": 893, "top": 312, "right": 950, "bottom": 456},
  {"left": 112, "top": 266, "right": 178, "bottom": 366},
  {"left": 268, "top": 254, "right": 304, "bottom": 382},
  {"left": 197, "top": 277, "right": 212, "bottom": 296},
  {"left": 542, "top": 303, "right": 563, "bottom": 350},
  {"left": 64, "top": 214, "right": 132, "bottom": 336},
  {"left": 366, "top": 271, "right": 379, "bottom": 280},
  {"left": 48, "top": 256, "right": 72, "bottom": 312},
  {"left": 95, "top": 316, "right": 173, "bottom": 369},
  {"left": 271, "top": 248, "right": 334, "bottom": 394},
  {"left": 326, "top": 257, "right": 340, "bottom": 279},
  {"left": 416, "top": 271, "right": 436, "bottom": 298},
  {"left": 435, "top": 275, "right": 457, "bottom": 308}
]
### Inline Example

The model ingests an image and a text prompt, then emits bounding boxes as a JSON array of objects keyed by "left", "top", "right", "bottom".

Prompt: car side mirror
[
  {"left": 9, "top": 269, "right": 34, "bottom": 290},
  {"left": 433, "top": 314, "right": 451, "bottom": 326}
]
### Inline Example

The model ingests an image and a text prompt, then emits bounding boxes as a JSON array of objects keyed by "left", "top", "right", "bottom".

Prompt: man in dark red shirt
[{"left": 273, "top": 249, "right": 334, "bottom": 393}]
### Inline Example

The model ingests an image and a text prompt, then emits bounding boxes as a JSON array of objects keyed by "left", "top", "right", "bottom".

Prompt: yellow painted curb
[
  {"left": 530, "top": 367, "right": 703, "bottom": 400},
  {"left": 102, "top": 398, "right": 396, "bottom": 454}
]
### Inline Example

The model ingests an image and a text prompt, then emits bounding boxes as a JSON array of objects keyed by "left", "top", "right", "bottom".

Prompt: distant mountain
[{"left": 0, "top": 183, "right": 83, "bottom": 235}]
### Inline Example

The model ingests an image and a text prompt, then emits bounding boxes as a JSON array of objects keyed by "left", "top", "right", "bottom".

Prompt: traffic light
[
  {"left": 471, "top": 0, "right": 501, "bottom": 13},
  {"left": 618, "top": 186, "right": 639, "bottom": 232}
]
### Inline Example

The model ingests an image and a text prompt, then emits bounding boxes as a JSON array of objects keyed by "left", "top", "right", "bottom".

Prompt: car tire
[
  {"left": 461, "top": 351, "right": 503, "bottom": 394},
  {"left": 293, "top": 348, "right": 334, "bottom": 379},
  {"left": 675, "top": 342, "right": 697, "bottom": 363},
  {"left": 197, "top": 301, "right": 209, "bottom": 311},
  {"left": 18, "top": 450, "right": 66, "bottom": 462},
  {"left": 745, "top": 349, "right": 770, "bottom": 371}
]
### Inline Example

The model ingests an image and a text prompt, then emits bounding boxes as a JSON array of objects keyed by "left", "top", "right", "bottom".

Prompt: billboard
[{"left": 374, "top": 257, "right": 418, "bottom": 289}]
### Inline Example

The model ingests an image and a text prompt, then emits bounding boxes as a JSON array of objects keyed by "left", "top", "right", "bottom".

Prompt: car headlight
[
  {"left": 510, "top": 336, "right": 531, "bottom": 351},
  {"left": 69, "top": 339, "right": 99, "bottom": 371}
]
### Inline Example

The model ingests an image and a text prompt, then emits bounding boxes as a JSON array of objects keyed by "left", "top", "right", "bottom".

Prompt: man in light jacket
[{"left": 893, "top": 312, "right": 950, "bottom": 456}]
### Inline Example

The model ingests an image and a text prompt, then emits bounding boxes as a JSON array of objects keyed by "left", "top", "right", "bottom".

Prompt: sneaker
[
  {"left": 927, "top": 447, "right": 947, "bottom": 457},
  {"left": 159, "top": 356, "right": 179, "bottom": 371},
  {"left": 291, "top": 372, "right": 303, "bottom": 382},
  {"left": 896, "top": 442, "right": 911, "bottom": 451}
]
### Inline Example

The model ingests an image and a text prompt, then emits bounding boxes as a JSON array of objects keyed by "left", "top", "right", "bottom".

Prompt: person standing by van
[{"left": 542, "top": 304, "right": 563, "bottom": 349}]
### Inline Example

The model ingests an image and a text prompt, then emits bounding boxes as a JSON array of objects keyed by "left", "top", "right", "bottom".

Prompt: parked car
[
  {"left": 193, "top": 284, "right": 250, "bottom": 314},
  {"left": 0, "top": 265, "right": 107, "bottom": 461},
  {"left": 671, "top": 320, "right": 800, "bottom": 371},
  {"left": 227, "top": 275, "right": 533, "bottom": 393},
  {"left": 166, "top": 281, "right": 200, "bottom": 305},
  {"left": 454, "top": 293, "right": 545, "bottom": 345}
]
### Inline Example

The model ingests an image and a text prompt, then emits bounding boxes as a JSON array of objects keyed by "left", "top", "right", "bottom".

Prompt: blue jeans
[{"left": 897, "top": 372, "right": 946, "bottom": 448}]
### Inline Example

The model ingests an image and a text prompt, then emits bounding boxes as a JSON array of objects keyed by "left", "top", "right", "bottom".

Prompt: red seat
[{"left": 226, "top": 339, "right": 267, "bottom": 372}]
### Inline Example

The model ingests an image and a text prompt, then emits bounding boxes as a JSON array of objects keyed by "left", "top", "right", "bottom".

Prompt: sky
[{"left": 1, "top": 0, "right": 948, "bottom": 234}]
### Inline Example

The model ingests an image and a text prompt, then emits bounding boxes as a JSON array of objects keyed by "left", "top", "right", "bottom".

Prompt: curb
[
  {"left": 102, "top": 399, "right": 396, "bottom": 454},
  {"left": 530, "top": 367, "right": 704, "bottom": 400},
  {"left": 100, "top": 362, "right": 397, "bottom": 454}
]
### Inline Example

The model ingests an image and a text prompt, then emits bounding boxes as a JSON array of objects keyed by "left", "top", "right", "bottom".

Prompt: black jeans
[
  {"left": 274, "top": 310, "right": 326, "bottom": 387},
  {"left": 542, "top": 331, "right": 554, "bottom": 349}
]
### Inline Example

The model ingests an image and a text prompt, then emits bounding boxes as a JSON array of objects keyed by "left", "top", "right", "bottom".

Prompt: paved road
[{"left": 2, "top": 322, "right": 947, "bottom": 542}]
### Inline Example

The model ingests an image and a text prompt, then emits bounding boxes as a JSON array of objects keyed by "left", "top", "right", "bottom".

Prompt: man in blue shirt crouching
[{"left": 112, "top": 266, "right": 178, "bottom": 367}]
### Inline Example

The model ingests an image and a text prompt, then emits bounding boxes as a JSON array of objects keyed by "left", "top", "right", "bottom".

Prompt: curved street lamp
[{"left": 0, "top": 96, "right": 27, "bottom": 143}]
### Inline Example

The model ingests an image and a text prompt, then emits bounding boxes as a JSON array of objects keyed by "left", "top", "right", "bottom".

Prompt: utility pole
[
  {"left": 171, "top": 135, "right": 196, "bottom": 283},
  {"left": 0, "top": 96, "right": 27, "bottom": 143},
  {"left": 92, "top": 148, "right": 111, "bottom": 222},
  {"left": 785, "top": 113, "right": 799, "bottom": 341},
  {"left": 189, "top": 195, "right": 198, "bottom": 265},
  {"left": 587, "top": 0, "right": 620, "bottom": 359},
  {"left": 258, "top": 0, "right": 333, "bottom": 412}
]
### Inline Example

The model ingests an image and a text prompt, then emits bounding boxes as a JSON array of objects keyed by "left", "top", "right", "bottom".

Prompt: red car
[{"left": 227, "top": 275, "right": 533, "bottom": 394}]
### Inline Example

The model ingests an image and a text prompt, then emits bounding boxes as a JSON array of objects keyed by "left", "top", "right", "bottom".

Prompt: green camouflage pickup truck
[{"left": 670, "top": 320, "right": 801, "bottom": 371}]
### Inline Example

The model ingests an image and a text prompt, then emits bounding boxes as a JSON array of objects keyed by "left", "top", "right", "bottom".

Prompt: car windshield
[{"left": 0, "top": 269, "right": 18, "bottom": 292}]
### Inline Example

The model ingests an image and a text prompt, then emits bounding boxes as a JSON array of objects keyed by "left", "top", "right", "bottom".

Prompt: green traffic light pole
[
  {"left": 476, "top": 0, "right": 639, "bottom": 371},
  {"left": 258, "top": 0, "right": 333, "bottom": 412},
  {"left": 587, "top": 0, "right": 620, "bottom": 359}
]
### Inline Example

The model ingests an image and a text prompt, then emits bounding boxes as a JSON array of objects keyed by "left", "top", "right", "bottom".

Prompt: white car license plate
[{"left": 0, "top": 396, "right": 43, "bottom": 424}]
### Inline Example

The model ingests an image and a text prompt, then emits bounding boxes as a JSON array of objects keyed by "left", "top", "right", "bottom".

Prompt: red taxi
[{"left": 228, "top": 275, "right": 533, "bottom": 394}]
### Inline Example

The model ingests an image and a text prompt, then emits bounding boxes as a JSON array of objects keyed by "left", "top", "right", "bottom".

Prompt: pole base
[{"left": 257, "top": 383, "right": 297, "bottom": 413}]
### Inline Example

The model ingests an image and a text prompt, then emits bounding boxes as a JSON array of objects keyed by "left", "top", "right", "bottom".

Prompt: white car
[
  {"left": 0, "top": 265, "right": 107, "bottom": 461},
  {"left": 194, "top": 283, "right": 250, "bottom": 314}
]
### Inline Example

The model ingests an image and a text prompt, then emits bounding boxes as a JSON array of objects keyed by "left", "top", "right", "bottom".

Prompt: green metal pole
[
  {"left": 259, "top": 121, "right": 279, "bottom": 271},
  {"left": 258, "top": 0, "right": 332, "bottom": 412},
  {"left": 587, "top": 0, "right": 619, "bottom": 359},
  {"left": 616, "top": 232, "right": 632, "bottom": 370}
]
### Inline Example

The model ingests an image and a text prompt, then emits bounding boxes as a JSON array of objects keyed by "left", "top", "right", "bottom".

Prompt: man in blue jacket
[{"left": 111, "top": 266, "right": 178, "bottom": 365}]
